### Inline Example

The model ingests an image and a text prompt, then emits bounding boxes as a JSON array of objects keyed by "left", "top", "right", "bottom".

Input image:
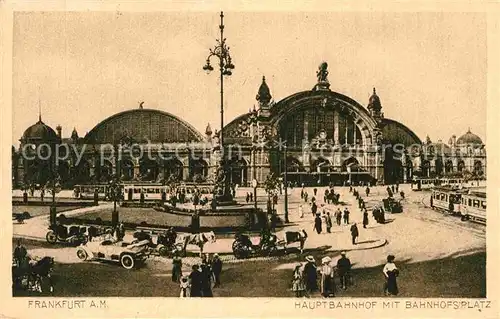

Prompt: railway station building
[{"left": 12, "top": 63, "right": 486, "bottom": 188}]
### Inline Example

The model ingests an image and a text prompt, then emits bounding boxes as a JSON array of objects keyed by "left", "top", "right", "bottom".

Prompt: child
[{"left": 179, "top": 276, "right": 191, "bottom": 298}]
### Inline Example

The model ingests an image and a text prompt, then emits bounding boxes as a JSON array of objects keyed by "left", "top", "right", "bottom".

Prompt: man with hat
[
  {"left": 188, "top": 264, "right": 203, "bottom": 297},
  {"left": 336, "top": 252, "right": 352, "bottom": 290},
  {"left": 303, "top": 255, "right": 318, "bottom": 294},
  {"left": 211, "top": 253, "right": 223, "bottom": 288}
]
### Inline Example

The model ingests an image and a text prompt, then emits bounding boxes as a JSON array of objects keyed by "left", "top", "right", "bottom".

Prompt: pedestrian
[
  {"left": 200, "top": 260, "right": 213, "bottom": 297},
  {"left": 172, "top": 256, "right": 183, "bottom": 283},
  {"left": 117, "top": 222, "right": 125, "bottom": 241},
  {"left": 336, "top": 252, "right": 352, "bottom": 290},
  {"left": 363, "top": 209, "right": 369, "bottom": 229},
  {"left": 383, "top": 255, "right": 399, "bottom": 296},
  {"left": 304, "top": 192, "right": 309, "bottom": 203},
  {"left": 249, "top": 192, "right": 253, "bottom": 202},
  {"left": 301, "top": 188, "right": 305, "bottom": 199},
  {"left": 350, "top": 223, "right": 359, "bottom": 245},
  {"left": 304, "top": 256, "right": 318, "bottom": 294},
  {"left": 320, "top": 256, "right": 335, "bottom": 297},
  {"left": 188, "top": 265, "right": 203, "bottom": 297},
  {"left": 211, "top": 253, "right": 222, "bottom": 288},
  {"left": 400, "top": 191, "right": 405, "bottom": 200},
  {"left": 314, "top": 214, "right": 322, "bottom": 234},
  {"left": 179, "top": 275, "right": 191, "bottom": 298},
  {"left": 335, "top": 209, "right": 342, "bottom": 226},
  {"left": 291, "top": 263, "right": 306, "bottom": 297},
  {"left": 343, "top": 208, "right": 350, "bottom": 225},
  {"left": 395, "top": 184, "right": 399, "bottom": 193},
  {"left": 298, "top": 204, "right": 304, "bottom": 218},
  {"left": 40, "top": 188, "right": 45, "bottom": 202},
  {"left": 13, "top": 240, "right": 27, "bottom": 267},
  {"left": 349, "top": 186, "right": 353, "bottom": 193},
  {"left": 246, "top": 193, "right": 250, "bottom": 203},
  {"left": 313, "top": 188, "right": 318, "bottom": 196},
  {"left": 324, "top": 189, "right": 329, "bottom": 204},
  {"left": 325, "top": 212, "right": 332, "bottom": 233},
  {"left": 311, "top": 201, "right": 318, "bottom": 216},
  {"left": 391, "top": 185, "right": 395, "bottom": 193}
]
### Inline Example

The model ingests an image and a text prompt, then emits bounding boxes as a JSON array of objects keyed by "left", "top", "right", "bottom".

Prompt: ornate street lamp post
[
  {"left": 203, "top": 11, "right": 235, "bottom": 205},
  {"left": 109, "top": 176, "right": 122, "bottom": 228}
]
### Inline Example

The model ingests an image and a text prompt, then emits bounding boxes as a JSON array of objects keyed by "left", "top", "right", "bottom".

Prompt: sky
[{"left": 12, "top": 11, "right": 487, "bottom": 146}]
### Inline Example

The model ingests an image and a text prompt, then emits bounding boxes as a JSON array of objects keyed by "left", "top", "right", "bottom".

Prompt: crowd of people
[
  {"left": 174, "top": 253, "right": 223, "bottom": 298},
  {"left": 291, "top": 252, "right": 399, "bottom": 297}
]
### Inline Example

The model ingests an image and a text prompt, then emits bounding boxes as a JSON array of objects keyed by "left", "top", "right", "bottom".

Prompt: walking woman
[
  {"left": 313, "top": 214, "right": 323, "bottom": 234},
  {"left": 291, "top": 263, "right": 306, "bottom": 297},
  {"left": 363, "top": 209, "right": 369, "bottom": 229},
  {"left": 383, "top": 255, "right": 399, "bottom": 296}
]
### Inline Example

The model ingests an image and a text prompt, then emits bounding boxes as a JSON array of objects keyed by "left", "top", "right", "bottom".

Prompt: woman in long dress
[
  {"left": 298, "top": 204, "right": 304, "bottom": 218},
  {"left": 383, "top": 255, "right": 399, "bottom": 296},
  {"left": 320, "top": 257, "right": 334, "bottom": 297},
  {"left": 291, "top": 264, "right": 306, "bottom": 297}
]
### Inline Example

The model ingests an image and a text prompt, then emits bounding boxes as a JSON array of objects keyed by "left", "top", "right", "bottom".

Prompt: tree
[{"left": 264, "top": 172, "right": 280, "bottom": 198}]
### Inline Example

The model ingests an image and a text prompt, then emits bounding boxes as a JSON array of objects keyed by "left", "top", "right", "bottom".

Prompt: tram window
[
  {"left": 468, "top": 199, "right": 472, "bottom": 206},
  {"left": 481, "top": 201, "right": 487, "bottom": 209},
  {"left": 473, "top": 200, "right": 480, "bottom": 208}
]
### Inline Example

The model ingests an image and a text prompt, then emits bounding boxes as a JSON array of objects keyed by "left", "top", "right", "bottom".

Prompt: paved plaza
[{"left": 14, "top": 184, "right": 486, "bottom": 296}]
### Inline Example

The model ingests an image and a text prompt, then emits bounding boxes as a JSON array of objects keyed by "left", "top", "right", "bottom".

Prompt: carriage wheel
[
  {"left": 46, "top": 231, "right": 58, "bottom": 244},
  {"left": 120, "top": 254, "right": 135, "bottom": 269},
  {"left": 76, "top": 249, "right": 88, "bottom": 261},
  {"left": 16, "top": 216, "right": 23, "bottom": 223},
  {"left": 267, "top": 245, "right": 277, "bottom": 257}
]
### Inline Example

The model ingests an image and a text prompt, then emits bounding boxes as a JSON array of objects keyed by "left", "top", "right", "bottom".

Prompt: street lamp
[
  {"left": 109, "top": 176, "right": 122, "bottom": 228},
  {"left": 203, "top": 11, "right": 235, "bottom": 204},
  {"left": 283, "top": 141, "right": 289, "bottom": 223}
]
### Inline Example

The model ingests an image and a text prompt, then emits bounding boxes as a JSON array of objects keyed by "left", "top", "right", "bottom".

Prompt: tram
[
  {"left": 439, "top": 178, "right": 466, "bottom": 187},
  {"left": 74, "top": 184, "right": 112, "bottom": 200},
  {"left": 430, "top": 187, "right": 487, "bottom": 224},
  {"left": 460, "top": 190, "right": 486, "bottom": 224},
  {"left": 411, "top": 178, "right": 439, "bottom": 191},
  {"left": 122, "top": 183, "right": 214, "bottom": 202},
  {"left": 430, "top": 186, "right": 467, "bottom": 215}
]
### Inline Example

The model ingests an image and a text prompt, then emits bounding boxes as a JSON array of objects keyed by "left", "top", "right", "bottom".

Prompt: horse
[
  {"left": 279, "top": 229, "right": 308, "bottom": 254},
  {"left": 178, "top": 231, "right": 216, "bottom": 257}
]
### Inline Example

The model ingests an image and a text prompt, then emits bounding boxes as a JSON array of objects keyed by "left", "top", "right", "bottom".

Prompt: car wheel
[
  {"left": 46, "top": 231, "right": 58, "bottom": 244},
  {"left": 76, "top": 249, "right": 88, "bottom": 261},
  {"left": 120, "top": 254, "right": 135, "bottom": 269}
]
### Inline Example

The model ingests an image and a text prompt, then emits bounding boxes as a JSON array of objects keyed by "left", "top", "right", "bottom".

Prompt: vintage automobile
[
  {"left": 75, "top": 239, "right": 150, "bottom": 269},
  {"left": 46, "top": 224, "right": 89, "bottom": 246}
]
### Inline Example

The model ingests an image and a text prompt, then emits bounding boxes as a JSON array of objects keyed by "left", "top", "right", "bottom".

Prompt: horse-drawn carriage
[
  {"left": 382, "top": 197, "right": 403, "bottom": 213},
  {"left": 12, "top": 256, "right": 54, "bottom": 294},
  {"left": 231, "top": 231, "right": 279, "bottom": 259},
  {"left": 132, "top": 227, "right": 183, "bottom": 257},
  {"left": 46, "top": 224, "right": 101, "bottom": 246},
  {"left": 231, "top": 229, "right": 308, "bottom": 259},
  {"left": 12, "top": 211, "right": 31, "bottom": 223}
]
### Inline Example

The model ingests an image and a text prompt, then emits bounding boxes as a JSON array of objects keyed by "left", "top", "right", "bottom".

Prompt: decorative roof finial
[
  {"left": 38, "top": 98, "right": 42, "bottom": 122},
  {"left": 373, "top": 87, "right": 376, "bottom": 95},
  {"left": 256, "top": 75, "right": 272, "bottom": 104},
  {"left": 467, "top": 127, "right": 471, "bottom": 133},
  {"left": 314, "top": 61, "right": 331, "bottom": 91}
]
